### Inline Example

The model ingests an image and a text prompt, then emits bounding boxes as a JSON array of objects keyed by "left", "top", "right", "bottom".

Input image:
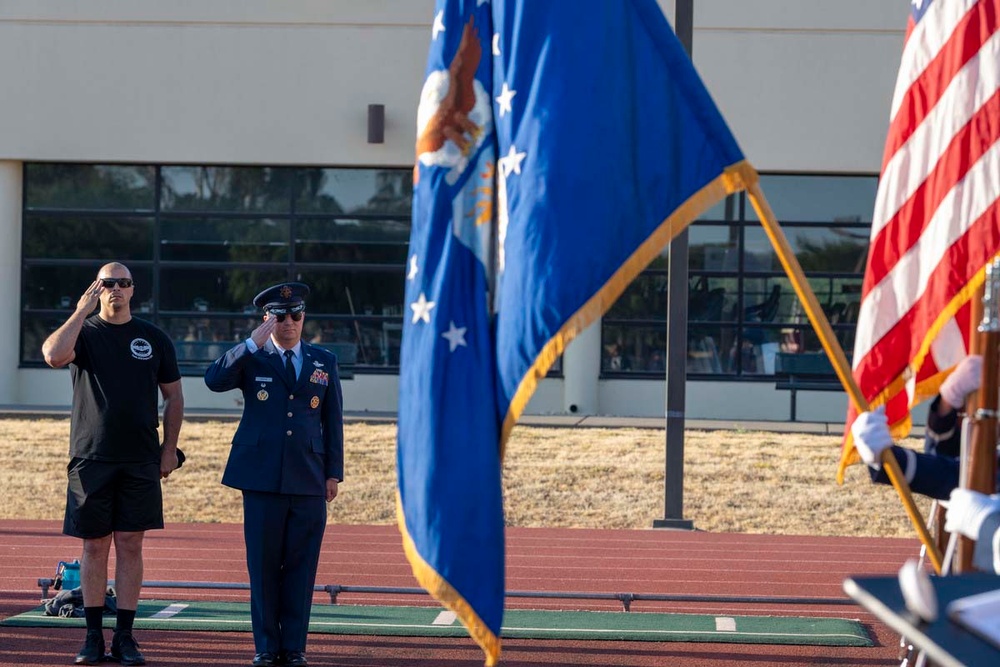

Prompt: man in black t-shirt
[{"left": 42, "top": 262, "right": 184, "bottom": 666}]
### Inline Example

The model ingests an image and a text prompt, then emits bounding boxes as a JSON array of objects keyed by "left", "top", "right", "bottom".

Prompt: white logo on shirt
[{"left": 130, "top": 338, "right": 153, "bottom": 360}]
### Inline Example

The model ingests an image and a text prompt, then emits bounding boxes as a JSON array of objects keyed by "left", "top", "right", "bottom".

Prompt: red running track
[{"left": 0, "top": 520, "right": 916, "bottom": 666}]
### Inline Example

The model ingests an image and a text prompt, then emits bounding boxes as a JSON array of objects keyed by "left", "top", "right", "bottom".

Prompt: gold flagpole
[{"left": 745, "top": 181, "right": 943, "bottom": 573}]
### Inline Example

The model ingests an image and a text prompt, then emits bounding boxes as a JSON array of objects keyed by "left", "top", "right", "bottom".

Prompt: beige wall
[
  {"left": 0, "top": 0, "right": 430, "bottom": 165},
  {"left": 693, "top": 0, "right": 904, "bottom": 171}
]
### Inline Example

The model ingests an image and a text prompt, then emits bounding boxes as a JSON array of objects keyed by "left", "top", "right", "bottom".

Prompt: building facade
[{"left": 0, "top": 1, "right": 918, "bottom": 423}]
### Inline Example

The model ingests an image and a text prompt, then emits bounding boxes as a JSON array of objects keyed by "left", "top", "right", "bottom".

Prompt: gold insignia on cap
[
  {"left": 310, "top": 395, "right": 320, "bottom": 409},
  {"left": 257, "top": 390, "right": 269, "bottom": 401},
  {"left": 280, "top": 285, "right": 292, "bottom": 299}
]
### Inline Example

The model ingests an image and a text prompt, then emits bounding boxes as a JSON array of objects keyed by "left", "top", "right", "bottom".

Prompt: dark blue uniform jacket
[{"left": 205, "top": 340, "right": 344, "bottom": 495}]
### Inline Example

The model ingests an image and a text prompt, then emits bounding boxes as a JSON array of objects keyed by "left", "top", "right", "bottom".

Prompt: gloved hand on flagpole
[
  {"left": 944, "top": 488, "right": 1000, "bottom": 539},
  {"left": 851, "top": 406, "right": 893, "bottom": 469},
  {"left": 939, "top": 354, "right": 983, "bottom": 410}
]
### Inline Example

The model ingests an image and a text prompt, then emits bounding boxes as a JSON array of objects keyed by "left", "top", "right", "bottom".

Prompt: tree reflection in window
[{"left": 601, "top": 174, "right": 876, "bottom": 378}]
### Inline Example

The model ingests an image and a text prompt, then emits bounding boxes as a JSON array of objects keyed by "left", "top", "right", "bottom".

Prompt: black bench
[{"left": 774, "top": 352, "right": 842, "bottom": 421}]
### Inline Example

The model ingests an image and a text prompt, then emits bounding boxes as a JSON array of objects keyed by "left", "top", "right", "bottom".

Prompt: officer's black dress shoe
[
  {"left": 111, "top": 631, "right": 146, "bottom": 666},
  {"left": 74, "top": 629, "right": 105, "bottom": 665},
  {"left": 251, "top": 652, "right": 280, "bottom": 667},
  {"left": 284, "top": 652, "right": 308, "bottom": 666}
]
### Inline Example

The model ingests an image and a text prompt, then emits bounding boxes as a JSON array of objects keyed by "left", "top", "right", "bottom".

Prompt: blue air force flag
[{"left": 397, "top": 1, "right": 756, "bottom": 664}]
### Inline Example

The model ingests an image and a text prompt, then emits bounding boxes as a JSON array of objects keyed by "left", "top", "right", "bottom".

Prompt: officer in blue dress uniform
[{"left": 205, "top": 282, "right": 344, "bottom": 667}]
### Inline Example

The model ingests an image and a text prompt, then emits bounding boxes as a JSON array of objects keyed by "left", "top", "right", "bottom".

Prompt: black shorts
[{"left": 63, "top": 458, "right": 164, "bottom": 539}]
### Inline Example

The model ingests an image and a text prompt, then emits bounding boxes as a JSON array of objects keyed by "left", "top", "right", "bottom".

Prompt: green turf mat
[{"left": 1, "top": 601, "right": 871, "bottom": 646}]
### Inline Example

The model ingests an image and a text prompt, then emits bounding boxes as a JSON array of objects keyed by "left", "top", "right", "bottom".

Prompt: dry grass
[{"left": 0, "top": 418, "right": 932, "bottom": 538}]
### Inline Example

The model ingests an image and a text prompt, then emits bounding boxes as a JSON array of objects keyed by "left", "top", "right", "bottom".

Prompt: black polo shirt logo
[{"left": 130, "top": 338, "right": 153, "bottom": 360}]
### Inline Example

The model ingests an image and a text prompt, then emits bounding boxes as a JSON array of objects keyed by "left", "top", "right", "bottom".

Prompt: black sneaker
[
  {"left": 111, "top": 631, "right": 146, "bottom": 666},
  {"left": 74, "top": 630, "right": 105, "bottom": 665}
]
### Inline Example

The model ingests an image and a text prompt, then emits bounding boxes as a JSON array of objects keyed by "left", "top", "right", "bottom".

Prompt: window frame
[
  {"left": 20, "top": 162, "right": 414, "bottom": 376},
  {"left": 601, "top": 172, "right": 876, "bottom": 381}
]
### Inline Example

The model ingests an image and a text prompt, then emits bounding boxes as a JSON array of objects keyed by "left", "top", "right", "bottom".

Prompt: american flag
[{"left": 839, "top": 0, "right": 1000, "bottom": 479}]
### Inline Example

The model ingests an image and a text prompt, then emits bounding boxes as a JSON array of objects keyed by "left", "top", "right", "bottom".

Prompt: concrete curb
[{"left": 0, "top": 405, "right": 860, "bottom": 434}]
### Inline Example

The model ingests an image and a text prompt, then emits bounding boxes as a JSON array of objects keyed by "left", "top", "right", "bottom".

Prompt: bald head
[{"left": 98, "top": 262, "right": 132, "bottom": 279}]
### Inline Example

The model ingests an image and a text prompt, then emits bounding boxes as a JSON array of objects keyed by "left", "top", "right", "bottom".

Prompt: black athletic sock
[
  {"left": 84, "top": 606, "right": 104, "bottom": 633},
  {"left": 115, "top": 608, "right": 136, "bottom": 634}
]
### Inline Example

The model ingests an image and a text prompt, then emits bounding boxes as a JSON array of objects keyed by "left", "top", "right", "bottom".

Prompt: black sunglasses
[
  {"left": 100, "top": 278, "right": 134, "bottom": 289},
  {"left": 268, "top": 304, "right": 305, "bottom": 322}
]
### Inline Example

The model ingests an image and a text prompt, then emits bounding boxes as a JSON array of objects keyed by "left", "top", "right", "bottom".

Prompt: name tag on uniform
[{"left": 255, "top": 377, "right": 273, "bottom": 383}]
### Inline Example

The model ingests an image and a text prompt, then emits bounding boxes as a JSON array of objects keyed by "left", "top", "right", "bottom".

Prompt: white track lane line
[{"left": 149, "top": 603, "right": 188, "bottom": 619}]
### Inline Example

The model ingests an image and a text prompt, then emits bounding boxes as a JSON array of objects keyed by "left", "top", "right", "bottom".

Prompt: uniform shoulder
[{"left": 304, "top": 342, "right": 340, "bottom": 363}]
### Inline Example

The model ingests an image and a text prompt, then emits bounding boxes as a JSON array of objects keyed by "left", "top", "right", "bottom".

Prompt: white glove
[
  {"left": 899, "top": 558, "right": 938, "bottom": 623},
  {"left": 944, "top": 488, "right": 1000, "bottom": 539},
  {"left": 939, "top": 355, "right": 983, "bottom": 409},
  {"left": 851, "top": 407, "right": 893, "bottom": 468}
]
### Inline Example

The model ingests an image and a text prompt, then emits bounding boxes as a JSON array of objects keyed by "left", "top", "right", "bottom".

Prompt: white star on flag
[
  {"left": 499, "top": 145, "right": 526, "bottom": 178},
  {"left": 441, "top": 321, "right": 468, "bottom": 352},
  {"left": 407, "top": 255, "right": 419, "bottom": 281},
  {"left": 432, "top": 11, "right": 445, "bottom": 40},
  {"left": 495, "top": 83, "right": 516, "bottom": 117},
  {"left": 492, "top": 33, "right": 501, "bottom": 56},
  {"left": 410, "top": 292, "right": 436, "bottom": 324}
]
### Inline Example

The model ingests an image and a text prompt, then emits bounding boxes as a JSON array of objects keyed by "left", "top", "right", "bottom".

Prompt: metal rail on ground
[{"left": 37, "top": 578, "right": 853, "bottom": 612}]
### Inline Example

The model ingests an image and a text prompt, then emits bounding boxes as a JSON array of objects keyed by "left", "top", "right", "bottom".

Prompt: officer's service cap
[{"left": 252, "top": 282, "right": 311, "bottom": 311}]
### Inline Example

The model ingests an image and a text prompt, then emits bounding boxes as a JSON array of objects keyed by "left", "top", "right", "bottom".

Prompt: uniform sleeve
[
  {"left": 868, "top": 445, "right": 959, "bottom": 500},
  {"left": 323, "top": 353, "right": 345, "bottom": 481},
  {"left": 204, "top": 342, "right": 253, "bottom": 392},
  {"left": 924, "top": 395, "right": 960, "bottom": 457}
]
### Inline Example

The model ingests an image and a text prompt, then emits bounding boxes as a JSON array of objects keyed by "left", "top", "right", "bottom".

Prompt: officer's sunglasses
[
  {"left": 268, "top": 304, "right": 305, "bottom": 322},
  {"left": 100, "top": 278, "right": 134, "bottom": 289}
]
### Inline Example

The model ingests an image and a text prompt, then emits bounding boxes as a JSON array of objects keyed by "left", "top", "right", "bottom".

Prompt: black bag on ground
[{"left": 43, "top": 586, "right": 117, "bottom": 617}]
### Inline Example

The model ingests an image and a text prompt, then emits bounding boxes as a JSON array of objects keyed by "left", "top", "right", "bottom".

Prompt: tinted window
[
  {"left": 296, "top": 218, "right": 410, "bottom": 264},
  {"left": 24, "top": 216, "right": 154, "bottom": 260},
  {"left": 747, "top": 174, "right": 877, "bottom": 224},
  {"left": 296, "top": 168, "right": 413, "bottom": 216},
  {"left": 160, "top": 218, "right": 290, "bottom": 262},
  {"left": 25, "top": 164, "right": 155, "bottom": 210},
  {"left": 161, "top": 166, "right": 294, "bottom": 212}
]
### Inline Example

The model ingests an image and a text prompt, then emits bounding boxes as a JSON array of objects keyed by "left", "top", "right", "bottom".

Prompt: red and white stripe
[{"left": 845, "top": 0, "right": 1000, "bottom": 458}]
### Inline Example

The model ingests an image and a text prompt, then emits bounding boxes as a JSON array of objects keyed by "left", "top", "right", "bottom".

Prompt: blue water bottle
[{"left": 58, "top": 559, "right": 81, "bottom": 590}]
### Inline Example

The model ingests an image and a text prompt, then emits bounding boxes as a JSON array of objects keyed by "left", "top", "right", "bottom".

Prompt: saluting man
[{"left": 205, "top": 282, "right": 344, "bottom": 667}]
